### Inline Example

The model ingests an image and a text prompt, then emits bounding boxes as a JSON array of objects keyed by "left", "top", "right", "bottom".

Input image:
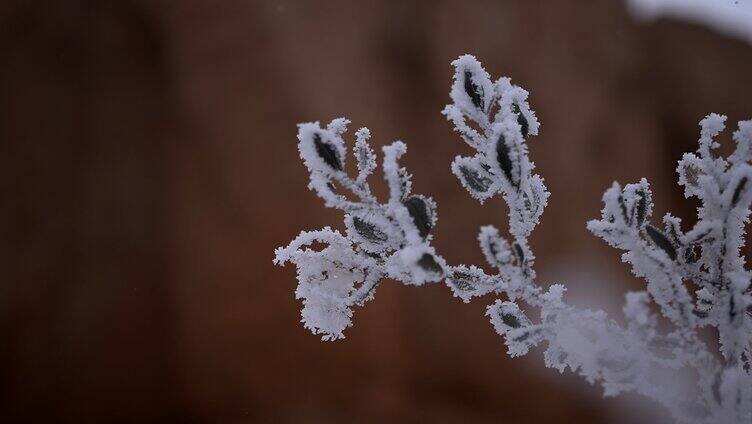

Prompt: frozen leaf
[
  {"left": 354, "top": 127, "right": 377, "bottom": 180},
  {"left": 512, "top": 103, "right": 529, "bottom": 138},
  {"left": 459, "top": 164, "right": 491, "bottom": 192},
  {"left": 451, "top": 155, "right": 496, "bottom": 202},
  {"left": 732, "top": 177, "right": 747, "bottom": 207},
  {"left": 344, "top": 213, "right": 396, "bottom": 253},
  {"left": 645, "top": 224, "right": 677, "bottom": 261},
  {"left": 487, "top": 300, "right": 537, "bottom": 357},
  {"left": 352, "top": 216, "right": 388, "bottom": 242},
  {"left": 417, "top": 253, "right": 443, "bottom": 274},
  {"left": 446, "top": 265, "right": 498, "bottom": 302},
  {"left": 495, "top": 133, "right": 517, "bottom": 189},
  {"left": 297, "top": 122, "right": 347, "bottom": 177},
  {"left": 314, "top": 134, "right": 342, "bottom": 171},
  {"left": 478, "top": 225, "right": 512, "bottom": 268},
  {"left": 464, "top": 70, "right": 484, "bottom": 110},
  {"left": 449, "top": 54, "right": 494, "bottom": 118},
  {"left": 677, "top": 153, "right": 707, "bottom": 198},
  {"left": 725, "top": 167, "right": 752, "bottom": 210},
  {"left": 394, "top": 245, "right": 445, "bottom": 285},
  {"left": 403, "top": 196, "right": 433, "bottom": 239}
]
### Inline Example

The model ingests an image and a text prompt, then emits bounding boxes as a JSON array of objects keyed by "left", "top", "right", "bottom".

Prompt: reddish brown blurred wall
[{"left": 1, "top": 1, "right": 751, "bottom": 422}]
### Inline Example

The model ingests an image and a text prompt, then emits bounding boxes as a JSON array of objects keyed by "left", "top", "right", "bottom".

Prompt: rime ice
[
  {"left": 275, "top": 55, "right": 752, "bottom": 423},
  {"left": 274, "top": 121, "right": 446, "bottom": 340}
]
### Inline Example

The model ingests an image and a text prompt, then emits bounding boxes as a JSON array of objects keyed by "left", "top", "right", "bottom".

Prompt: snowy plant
[{"left": 274, "top": 54, "right": 752, "bottom": 423}]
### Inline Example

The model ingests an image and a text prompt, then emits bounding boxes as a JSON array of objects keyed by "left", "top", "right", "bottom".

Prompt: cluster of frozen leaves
[
  {"left": 273, "top": 119, "right": 446, "bottom": 340},
  {"left": 274, "top": 55, "right": 752, "bottom": 423}
]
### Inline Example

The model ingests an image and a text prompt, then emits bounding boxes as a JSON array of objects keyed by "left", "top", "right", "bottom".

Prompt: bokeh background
[{"left": 2, "top": 0, "right": 751, "bottom": 422}]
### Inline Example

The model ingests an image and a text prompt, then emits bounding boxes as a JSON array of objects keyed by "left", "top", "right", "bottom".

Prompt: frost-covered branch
[
  {"left": 274, "top": 55, "right": 752, "bottom": 423},
  {"left": 274, "top": 119, "right": 446, "bottom": 340}
]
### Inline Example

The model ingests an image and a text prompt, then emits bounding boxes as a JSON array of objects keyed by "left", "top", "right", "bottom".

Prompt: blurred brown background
[{"left": 1, "top": 0, "right": 751, "bottom": 422}]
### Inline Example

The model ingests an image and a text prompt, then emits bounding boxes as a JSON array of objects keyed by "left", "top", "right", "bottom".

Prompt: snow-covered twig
[{"left": 274, "top": 55, "right": 752, "bottom": 423}]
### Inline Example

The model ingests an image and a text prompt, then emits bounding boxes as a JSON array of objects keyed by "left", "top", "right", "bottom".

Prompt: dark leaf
[
  {"left": 459, "top": 165, "right": 492, "bottom": 193},
  {"left": 488, "top": 240, "right": 499, "bottom": 259},
  {"left": 352, "top": 217, "right": 388, "bottom": 243},
  {"left": 666, "top": 221, "right": 682, "bottom": 247},
  {"left": 511, "top": 103, "right": 529, "bottom": 138},
  {"left": 483, "top": 236, "right": 509, "bottom": 268},
  {"left": 618, "top": 195, "right": 628, "bottom": 223},
  {"left": 417, "top": 253, "right": 443, "bottom": 274},
  {"left": 731, "top": 176, "right": 748, "bottom": 207},
  {"left": 313, "top": 134, "right": 342, "bottom": 171},
  {"left": 464, "top": 70, "right": 483, "bottom": 109},
  {"left": 513, "top": 242, "right": 525, "bottom": 265},
  {"left": 634, "top": 190, "right": 647, "bottom": 227},
  {"left": 496, "top": 134, "right": 517, "bottom": 188},
  {"left": 403, "top": 196, "right": 432, "bottom": 238},
  {"left": 448, "top": 270, "right": 477, "bottom": 291},
  {"left": 500, "top": 312, "right": 521, "bottom": 329},
  {"left": 683, "top": 163, "right": 701, "bottom": 187},
  {"left": 645, "top": 225, "right": 677, "bottom": 261}
]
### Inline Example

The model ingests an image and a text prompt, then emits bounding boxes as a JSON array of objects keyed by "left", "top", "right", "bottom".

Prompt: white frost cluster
[
  {"left": 628, "top": 0, "right": 752, "bottom": 44},
  {"left": 275, "top": 55, "right": 752, "bottom": 423},
  {"left": 274, "top": 119, "right": 446, "bottom": 340}
]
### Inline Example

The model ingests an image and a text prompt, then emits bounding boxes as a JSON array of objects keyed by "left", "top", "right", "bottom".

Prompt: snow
[{"left": 628, "top": 0, "right": 752, "bottom": 44}]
